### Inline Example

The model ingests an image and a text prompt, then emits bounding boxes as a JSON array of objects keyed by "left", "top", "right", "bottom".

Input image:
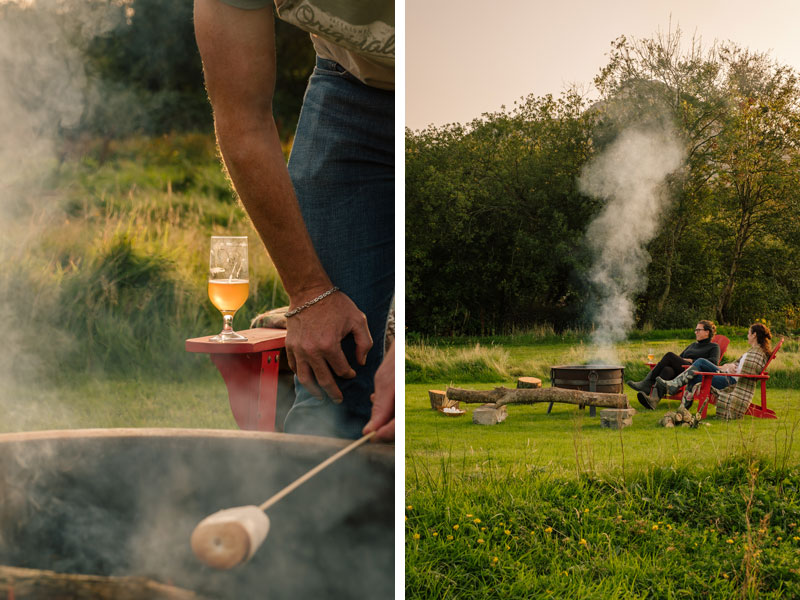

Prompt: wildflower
[
  {"left": 505, "top": 544, "right": 511, "bottom": 550},
  {"left": 505, "top": 530, "right": 511, "bottom": 535},
  {"left": 492, "top": 556, "right": 499, "bottom": 563},
  {"left": 477, "top": 539, "right": 485, "bottom": 544},
  {"left": 793, "top": 536, "right": 800, "bottom": 542},
  {"left": 666, "top": 524, "right": 673, "bottom": 530},
  {"left": 447, "top": 535, "right": 453, "bottom": 541},
  {"left": 407, "top": 505, "right": 413, "bottom": 510},
  {"left": 667, "top": 504, "right": 673, "bottom": 509},
  {"left": 722, "top": 573, "right": 729, "bottom": 579},
  {"left": 545, "top": 527, "right": 553, "bottom": 533},
  {"left": 778, "top": 537, "right": 783, "bottom": 541},
  {"left": 413, "top": 533, "right": 420, "bottom": 540},
  {"left": 432, "top": 532, "right": 438, "bottom": 537},
  {"left": 481, "top": 527, "right": 486, "bottom": 531},
  {"left": 453, "top": 524, "right": 459, "bottom": 530},
  {"left": 473, "top": 518, "right": 481, "bottom": 524},
  {"left": 466, "top": 514, "right": 473, "bottom": 518},
  {"left": 726, "top": 539, "right": 734, "bottom": 544},
  {"left": 584, "top": 508, "right": 589, "bottom": 513},
  {"left": 652, "top": 525, "right": 659, "bottom": 531},
  {"left": 579, "top": 538, "right": 588, "bottom": 546},
  {"left": 405, "top": 516, "right": 407, "bottom": 522}
]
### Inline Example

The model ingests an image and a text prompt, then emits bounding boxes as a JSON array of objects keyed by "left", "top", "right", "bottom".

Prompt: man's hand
[
  {"left": 719, "top": 362, "right": 736, "bottom": 373},
  {"left": 363, "top": 340, "right": 394, "bottom": 442},
  {"left": 285, "top": 290, "right": 372, "bottom": 401}
]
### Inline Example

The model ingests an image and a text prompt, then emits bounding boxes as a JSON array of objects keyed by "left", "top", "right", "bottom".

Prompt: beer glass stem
[{"left": 221, "top": 313, "right": 234, "bottom": 333}]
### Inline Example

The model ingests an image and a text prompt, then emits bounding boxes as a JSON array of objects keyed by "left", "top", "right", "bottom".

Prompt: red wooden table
[{"left": 186, "top": 328, "right": 289, "bottom": 432}]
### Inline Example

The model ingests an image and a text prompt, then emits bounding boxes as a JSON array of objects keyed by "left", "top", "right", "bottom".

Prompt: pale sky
[{"left": 406, "top": 0, "right": 800, "bottom": 131}]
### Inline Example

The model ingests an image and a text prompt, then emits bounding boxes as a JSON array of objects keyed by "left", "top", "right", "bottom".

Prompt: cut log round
[
  {"left": 516, "top": 377, "right": 542, "bottom": 389},
  {"left": 428, "top": 390, "right": 457, "bottom": 410}
]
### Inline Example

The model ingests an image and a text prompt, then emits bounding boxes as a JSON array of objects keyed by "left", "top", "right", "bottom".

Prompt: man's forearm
[{"left": 214, "top": 114, "right": 332, "bottom": 303}]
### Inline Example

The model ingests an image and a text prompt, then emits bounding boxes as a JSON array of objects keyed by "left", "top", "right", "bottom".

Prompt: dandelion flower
[
  {"left": 579, "top": 538, "right": 588, "bottom": 546},
  {"left": 726, "top": 539, "right": 734, "bottom": 544},
  {"left": 778, "top": 536, "right": 783, "bottom": 541},
  {"left": 407, "top": 505, "right": 413, "bottom": 510},
  {"left": 505, "top": 530, "right": 511, "bottom": 535},
  {"left": 453, "top": 524, "right": 459, "bottom": 530},
  {"left": 473, "top": 518, "right": 481, "bottom": 524},
  {"left": 447, "top": 535, "right": 453, "bottom": 541},
  {"left": 722, "top": 573, "right": 729, "bottom": 579},
  {"left": 477, "top": 539, "right": 485, "bottom": 544},
  {"left": 492, "top": 556, "right": 499, "bottom": 563},
  {"left": 652, "top": 525, "right": 659, "bottom": 531},
  {"left": 793, "top": 536, "right": 800, "bottom": 542},
  {"left": 413, "top": 533, "right": 420, "bottom": 540},
  {"left": 545, "top": 527, "right": 553, "bottom": 533},
  {"left": 432, "top": 532, "right": 438, "bottom": 537},
  {"left": 584, "top": 508, "right": 589, "bottom": 513},
  {"left": 481, "top": 527, "right": 486, "bottom": 531},
  {"left": 466, "top": 514, "right": 473, "bottom": 518}
]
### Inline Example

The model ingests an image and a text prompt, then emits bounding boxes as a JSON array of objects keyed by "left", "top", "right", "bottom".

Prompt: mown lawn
[{"left": 405, "top": 335, "right": 800, "bottom": 599}]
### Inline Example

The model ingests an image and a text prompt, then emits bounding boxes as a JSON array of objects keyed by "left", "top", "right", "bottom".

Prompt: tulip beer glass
[{"left": 208, "top": 236, "right": 249, "bottom": 342}]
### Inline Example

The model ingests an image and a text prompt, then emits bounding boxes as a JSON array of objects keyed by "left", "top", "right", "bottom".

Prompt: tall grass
[{"left": 2, "top": 133, "right": 288, "bottom": 381}]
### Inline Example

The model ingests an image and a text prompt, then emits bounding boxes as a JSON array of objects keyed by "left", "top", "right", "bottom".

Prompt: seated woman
[
  {"left": 655, "top": 322, "right": 772, "bottom": 414},
  {"left": 627, "top": 320, "right": 720, "bottom": 410}
]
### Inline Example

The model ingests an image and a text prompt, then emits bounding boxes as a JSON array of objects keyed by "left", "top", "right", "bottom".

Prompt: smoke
[
  {"left": 579, "top": 125, "right": 685, "bottom": 362},
  {"left": 0, "top": 1, "right": 123, "bottom": 427}
]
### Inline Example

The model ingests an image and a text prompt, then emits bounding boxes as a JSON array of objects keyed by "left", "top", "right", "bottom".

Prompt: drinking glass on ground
[
  {"left": 647, "top": 348, "right": 655, "bottom": 362},
  {"left": 208, "top": 236, "right": 249, "bottom": 342}
]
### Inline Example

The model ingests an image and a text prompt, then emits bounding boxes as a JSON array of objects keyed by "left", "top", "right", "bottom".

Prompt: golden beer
[{"left": 208, "top": 279, "right": 249, "bottom": 314}]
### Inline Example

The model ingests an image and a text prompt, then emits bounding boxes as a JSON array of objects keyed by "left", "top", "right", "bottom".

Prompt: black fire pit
[
  {"left": 549, "top": 364, "right": 625, "bottom": 415},
  {"left": 0, "top": 429, "right": 393, "bottom": 599}
]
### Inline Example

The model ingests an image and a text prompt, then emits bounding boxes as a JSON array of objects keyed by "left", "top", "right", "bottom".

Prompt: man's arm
[{"left": 193, "top": 0, "right": 372, "bottom": 400}]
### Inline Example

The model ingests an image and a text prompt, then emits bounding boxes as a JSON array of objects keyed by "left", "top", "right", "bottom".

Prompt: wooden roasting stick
[
  {"left": 191, "top": 431, "right": 376, "bottom": 570},
  {"left": 447, "top": 386, "right": 629, "bottom": 409}
]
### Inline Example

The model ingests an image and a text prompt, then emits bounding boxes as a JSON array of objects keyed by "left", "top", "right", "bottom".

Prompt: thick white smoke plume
[{"left": 579, "top": 126, "right": 685, "bottom": 362}]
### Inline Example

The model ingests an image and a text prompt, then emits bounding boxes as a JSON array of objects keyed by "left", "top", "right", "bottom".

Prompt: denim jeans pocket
[{"left": 313, "top": 56, "right": 360, "bottom": 85}]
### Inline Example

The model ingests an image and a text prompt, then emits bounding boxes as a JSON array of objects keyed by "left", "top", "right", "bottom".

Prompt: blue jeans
[
  {"left": 686, "top": 358, "right": 736, "bottom": 390},
  {"left": 283, "top": 56, "right": 394, "bottom": 439}
]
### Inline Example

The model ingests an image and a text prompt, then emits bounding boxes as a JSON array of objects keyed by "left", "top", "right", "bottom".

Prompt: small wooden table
[{"left": 186, "top": 328, "right": 288, "bottom": 432}]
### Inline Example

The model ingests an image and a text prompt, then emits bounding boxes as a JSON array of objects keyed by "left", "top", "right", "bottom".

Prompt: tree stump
[
  {"left": 599, "top": 408, "right": 636, "bottom": 429},
  {"left": 472, "top": 403, "right": 507, "bottom": 425},
  {"left": 428, "top": 390, "right": 457, "bottom": 410},
  {"left": 516, "top": 377, "right": 542, "bottom": 389}
]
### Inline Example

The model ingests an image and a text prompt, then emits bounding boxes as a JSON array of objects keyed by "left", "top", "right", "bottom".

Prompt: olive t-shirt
[{"left": 219, "top": 0, "right": 394, "bottom": 90}]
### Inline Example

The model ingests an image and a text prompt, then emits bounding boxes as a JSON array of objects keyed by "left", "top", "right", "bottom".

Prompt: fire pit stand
[{"left": 548, "top": 364, "right": 626, "bottom": 416}]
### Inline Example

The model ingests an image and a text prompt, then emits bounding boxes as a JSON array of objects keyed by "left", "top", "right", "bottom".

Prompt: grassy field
[{"left": 405, "top": 334, "right": 800, "bottom": 598}]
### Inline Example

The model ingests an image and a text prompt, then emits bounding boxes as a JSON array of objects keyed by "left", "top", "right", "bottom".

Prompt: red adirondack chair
[
  {"left": 647, "top": 334, "right": 730, "bottom": 400},
  {"left": 694, "top": 338, "right": 784, "bottom": 419}
]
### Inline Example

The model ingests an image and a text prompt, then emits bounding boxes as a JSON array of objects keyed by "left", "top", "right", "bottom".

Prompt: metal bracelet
[{"left": 284, "top": 286, "right": 340, "bottom": 318}]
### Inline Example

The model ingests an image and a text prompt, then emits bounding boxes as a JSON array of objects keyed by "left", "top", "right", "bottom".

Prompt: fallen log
[
  {"left": 0, "top": 565, "right": 207, "bottom": 600},
  {"left": 446, "top": 386, "right": 629, "bottom": 409}
]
